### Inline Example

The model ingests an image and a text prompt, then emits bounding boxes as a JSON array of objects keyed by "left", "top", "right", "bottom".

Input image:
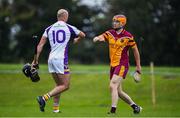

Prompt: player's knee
[
  {"left": 109, "top": 83, "right": 118, "bottom": 90},
  {"left": 64, "top": 83, "right": 70, "bottom": 90}
]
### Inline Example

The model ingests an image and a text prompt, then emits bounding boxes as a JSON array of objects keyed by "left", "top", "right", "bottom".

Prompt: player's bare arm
[
  {"left": 93, "top": 35, "right": 105, "bottom": 42},
  {"left": 132, "top": 45, "right": 141, "bottom": 73},
  {"left": 73, "top": 31, "right": 86, "bottom": 44},
  {"left": 32, "top": 36, "right": 47, "bottom": 65}
]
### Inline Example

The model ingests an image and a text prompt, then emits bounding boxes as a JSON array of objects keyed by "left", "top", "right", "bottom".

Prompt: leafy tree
[
  {"left": 0, "top": 0, "right": 12, "bottom": 62},
  {"left": 0, "top": 0, "right": 102, "bottom": 64},
  {"left": 0, "top": 0, "right": 179, "bottom": 66}
]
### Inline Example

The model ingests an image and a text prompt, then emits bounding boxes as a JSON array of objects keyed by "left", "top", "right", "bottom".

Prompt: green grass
[{"left": 0, "top": 64, "right": 180, "bottom": 117}]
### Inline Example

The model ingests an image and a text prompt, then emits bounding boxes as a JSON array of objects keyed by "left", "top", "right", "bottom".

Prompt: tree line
[{"left": 0, "top": 0, "right": 179, "bottom": 66}]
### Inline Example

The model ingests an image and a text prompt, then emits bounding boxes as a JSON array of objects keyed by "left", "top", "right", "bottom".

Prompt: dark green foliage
[
  {"left": 106, "top": 0, "right": 180, "bottom": 66},
  {"left": 0, "top": 0, "right": 179, "bottom": 65}
]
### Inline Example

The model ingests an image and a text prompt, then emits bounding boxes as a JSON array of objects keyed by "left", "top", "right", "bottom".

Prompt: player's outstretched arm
[
  {"left": 73, "top": 31, "right": 86, "bottom": 44},
  {"left": 132, "top": 45, "right": 141, "bottom": 73},
  {"left": 93, "top": 35, "right": 105, "bottom": 42}
]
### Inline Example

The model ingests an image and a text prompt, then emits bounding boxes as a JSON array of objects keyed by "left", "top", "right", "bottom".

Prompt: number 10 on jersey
[{"left": 52, "top": 30, "right": 66, "bottom": 44}]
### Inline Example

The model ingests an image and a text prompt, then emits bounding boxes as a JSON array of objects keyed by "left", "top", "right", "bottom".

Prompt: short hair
[{"left": 57, "top": 9, "right": 68, "bottom": 18}]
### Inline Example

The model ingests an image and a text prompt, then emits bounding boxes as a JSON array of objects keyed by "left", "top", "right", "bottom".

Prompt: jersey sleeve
[
  {"left": 42, "top": 30, "right": 48, "bottom": 38},
  {"left": 127, "top": 37, "right": 136, "bottom": 48},
  {"left": 67, "top": 24, "right": 81, "bottom": 38},
  {"left": 102, "top": 31, "right": 110, "bottom": 42},
  {"left": 42, "top": 25, "right": 53, "bottom": 38}
]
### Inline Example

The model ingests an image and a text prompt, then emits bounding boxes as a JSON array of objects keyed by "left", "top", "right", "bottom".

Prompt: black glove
[{"left": 22, "top": 63, "right": 40, "bottom": 82}]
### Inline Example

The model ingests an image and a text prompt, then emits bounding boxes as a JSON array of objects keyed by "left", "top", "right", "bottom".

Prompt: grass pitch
[{"left": 0, "top": 64, "right": 180, "bottom": 117}]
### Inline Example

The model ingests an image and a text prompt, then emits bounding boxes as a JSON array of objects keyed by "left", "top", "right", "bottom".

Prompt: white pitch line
[{"left": 0, "top": 70, "right": 180, "bottom": 76}]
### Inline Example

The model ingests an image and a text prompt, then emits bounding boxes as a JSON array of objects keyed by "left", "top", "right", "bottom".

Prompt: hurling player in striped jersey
[{"left": 93, "top": 14, "right": 142, "bottom": 114}]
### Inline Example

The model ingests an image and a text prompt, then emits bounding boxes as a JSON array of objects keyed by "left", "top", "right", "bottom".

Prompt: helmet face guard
[
  {"left": 22, "top": 63, "right": 31, "bottom": 77},
  {"left": 22, "top": 63, "right": 40, "bottom": 82},
  {"left": 112, "top": 15, "right": 127, "bottom": 30}
]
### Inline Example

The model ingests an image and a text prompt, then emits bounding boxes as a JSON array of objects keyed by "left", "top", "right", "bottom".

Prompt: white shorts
[{"left": 48, "top": 58, "right": 69, "bottom": 74}]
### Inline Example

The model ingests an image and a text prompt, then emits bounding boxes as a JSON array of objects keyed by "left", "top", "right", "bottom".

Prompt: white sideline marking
[{"left": 0, "top": 70, "right": 180, "bottom": 76}]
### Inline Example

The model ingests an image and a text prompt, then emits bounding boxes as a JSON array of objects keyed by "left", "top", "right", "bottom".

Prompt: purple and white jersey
[{"left": 43, "top": 21, "right": 80, "bottom": 63}]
